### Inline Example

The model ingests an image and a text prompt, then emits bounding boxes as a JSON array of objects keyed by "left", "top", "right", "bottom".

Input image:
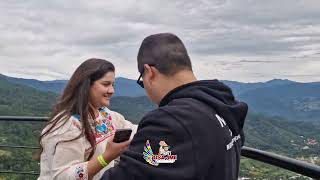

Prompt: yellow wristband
[{"left": 97, "top": 155, "right": 108, "bottom": 167}]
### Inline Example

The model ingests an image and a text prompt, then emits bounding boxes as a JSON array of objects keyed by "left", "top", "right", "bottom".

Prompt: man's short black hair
[{"left": 137, "top": 33, "right": 192, "bottom": 76}]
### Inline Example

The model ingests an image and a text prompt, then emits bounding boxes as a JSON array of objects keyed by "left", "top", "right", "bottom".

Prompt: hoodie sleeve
[{"left": 100, "top": 109, "right": 196, "bottom": 180}]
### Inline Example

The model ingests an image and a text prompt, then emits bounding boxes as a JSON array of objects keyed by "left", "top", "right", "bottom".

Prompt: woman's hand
[
  {"left": 87, "top": 135, "right": 130, "bottom": 179},
  {"left": 102, "top": 135, "right": 131, "bottom": 162}
]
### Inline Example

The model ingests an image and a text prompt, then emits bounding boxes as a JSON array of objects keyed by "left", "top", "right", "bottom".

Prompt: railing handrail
[
  {"left": 0, "top": 170, "right": 39, "bottom": 175},
  {"left": 0, "top": 145, "right": 39, "bottom": 149},
  {"left": 241, "top": 146, "right": 320, "bottom": 178},
  {"left": 0, "top": 116, "right": 320, "bottom": 178},
  {"left": 0, "top": 116, "right": 47, "bottom": 122}
]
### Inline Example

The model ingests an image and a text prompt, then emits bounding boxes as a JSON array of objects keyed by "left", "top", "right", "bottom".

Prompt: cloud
[
  {"left": 239, "top": 60, "right": 279, "bottom": 63},
  {"left": 0, "top": 0, "right": 319, "bottom": 82}
]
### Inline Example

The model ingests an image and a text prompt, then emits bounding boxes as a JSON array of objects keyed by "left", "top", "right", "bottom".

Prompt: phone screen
[{"left": 113, "top": 128, "right": 132, "bottom": 143}]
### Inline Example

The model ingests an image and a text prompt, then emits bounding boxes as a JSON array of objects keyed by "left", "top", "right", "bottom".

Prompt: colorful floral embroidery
[
  {"left": 72, "top": 115, "right": 82, "bottom": 130},
  {"left": 75, "top": 165, "right": 85, "bottom": 180},
  {"left": 95, "top": 118, "right": 113, "bottom": 132},
  {"left": 73, "top": 114, "right": 81, "bottom": 120},
  {"left": 72, "top": 107, "right": 115, "bottom": 145},
  {"left": 94, "top": 107, "right": 115, "bottom": 141},
  {"left": 101, "top": 111, "right": 108, "bottom": 118}
]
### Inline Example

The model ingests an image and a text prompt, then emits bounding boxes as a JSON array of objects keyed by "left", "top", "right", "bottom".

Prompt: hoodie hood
[{"left": 159, "top": 79, "right": 248, "bottom": 135}]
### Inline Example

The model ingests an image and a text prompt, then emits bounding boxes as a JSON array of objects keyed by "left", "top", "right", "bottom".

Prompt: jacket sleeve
[
  {"left": 44, "top": 120, "right": 89, "bottom": 180},
  {"left": 100, "top": 109, "right": 196, "bottom": 180}
]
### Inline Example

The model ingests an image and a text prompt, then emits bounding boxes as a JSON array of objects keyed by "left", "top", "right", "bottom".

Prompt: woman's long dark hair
[{"left": 37, "top": 58, "right": 115, "bottom": 161}]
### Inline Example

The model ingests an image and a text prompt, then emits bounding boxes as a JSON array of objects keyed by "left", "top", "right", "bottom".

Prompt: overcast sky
[{"left": 0, "top": 0, "right": 319, "bottom": 82}]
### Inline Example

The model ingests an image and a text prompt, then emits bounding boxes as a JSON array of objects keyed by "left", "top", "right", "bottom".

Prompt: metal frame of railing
[
  {"left": 241, "top": 147, "right": 320, "bottom": 179},
  {"left": 0, "top": 116, "right": 320, "bottom": 178}
]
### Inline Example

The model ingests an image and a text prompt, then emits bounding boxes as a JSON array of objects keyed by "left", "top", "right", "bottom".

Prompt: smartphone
[{"left": 113, "top": 128, "right": 132, "bottom": 143}]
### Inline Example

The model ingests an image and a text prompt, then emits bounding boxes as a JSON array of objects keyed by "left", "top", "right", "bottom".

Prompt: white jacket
[{"left": 38, "top": 107, "right": 137, "bottom": 180}]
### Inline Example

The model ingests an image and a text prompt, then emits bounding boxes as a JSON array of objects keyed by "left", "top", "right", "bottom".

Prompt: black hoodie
[{"left": 101, "top": 80, "right": 248, "bottom": 180}]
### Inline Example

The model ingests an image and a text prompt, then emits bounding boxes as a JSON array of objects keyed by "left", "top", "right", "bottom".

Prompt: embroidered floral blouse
[{"left": 38, "top": 107, "right": 137, "bottom": 180}]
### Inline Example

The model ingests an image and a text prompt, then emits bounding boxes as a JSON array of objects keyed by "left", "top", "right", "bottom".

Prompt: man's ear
[{"left": 143, "top": 64, "right": 155, "bottom": 80}]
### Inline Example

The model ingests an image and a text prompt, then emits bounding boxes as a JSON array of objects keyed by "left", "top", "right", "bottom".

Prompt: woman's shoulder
[
  {"left": 69, "top": 114, "right": 83, "bottom": 131},
  {"left": 42, "top": 113, "right": 83, "bottom": 139},
  {"left": 40, "top": 114, "right": 88, "bottom": 159}
]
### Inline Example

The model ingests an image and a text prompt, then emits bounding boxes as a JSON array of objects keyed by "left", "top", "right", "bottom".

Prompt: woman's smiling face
[{"left": 90, "top": 71, "right": 115, "bottom": 109}]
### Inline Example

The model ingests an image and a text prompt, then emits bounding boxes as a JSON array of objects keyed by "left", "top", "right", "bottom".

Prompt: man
[{"left": 101, "top": 33, "right": 248, "bottom": 180}]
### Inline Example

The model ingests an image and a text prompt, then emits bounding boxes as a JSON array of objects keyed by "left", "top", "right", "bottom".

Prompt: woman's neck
[{"left": 89, "top": 103, "right": 100, "bottom": 119}]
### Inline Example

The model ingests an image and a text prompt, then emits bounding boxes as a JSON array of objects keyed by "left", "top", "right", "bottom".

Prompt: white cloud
[{"left": 0, "top": 0, "right": 319, "bottom": 82}]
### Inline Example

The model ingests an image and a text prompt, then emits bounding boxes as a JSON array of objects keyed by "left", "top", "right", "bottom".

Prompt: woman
[{"left": 38, "top": 58, "right": 137, "bottom": 180}]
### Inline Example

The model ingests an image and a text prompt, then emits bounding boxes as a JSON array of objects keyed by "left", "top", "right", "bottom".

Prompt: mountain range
[
  {"left": 1, "top": 73, "right": 319, "bottom": 122},
  {"left": 1, "top": 75, "right": 319, "bottom": 155}
]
